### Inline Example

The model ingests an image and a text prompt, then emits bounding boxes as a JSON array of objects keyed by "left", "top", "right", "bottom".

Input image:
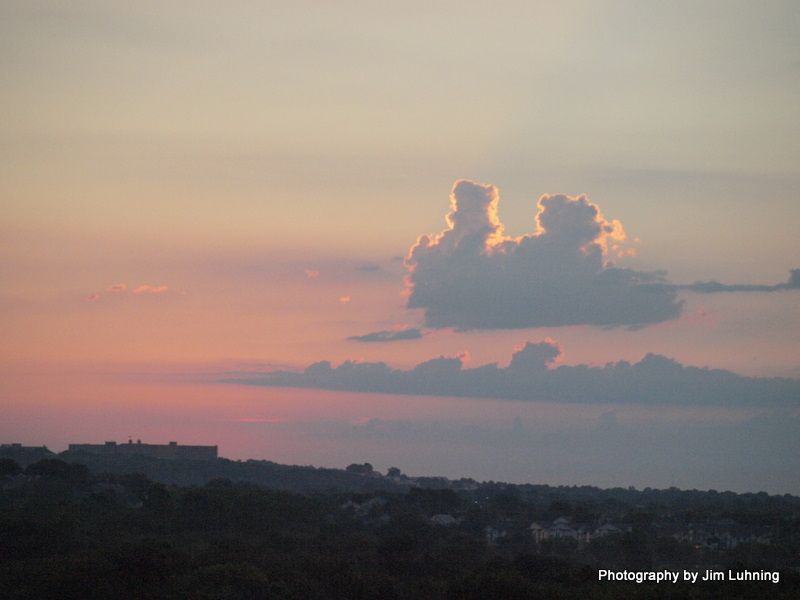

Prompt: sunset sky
[{"left": 3, "top": 1, "right": 799, "bottom": 494}]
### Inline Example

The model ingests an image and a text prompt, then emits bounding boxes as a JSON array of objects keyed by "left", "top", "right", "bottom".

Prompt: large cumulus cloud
[
  {"left": 404, "top": 179, "right": 683, "bottom": 329},
  {"left": 404, "top": 180, "right": 798, "bottom": 330},
  {"left": 223, "top": 339, "right": 800, "bottom": 407}
]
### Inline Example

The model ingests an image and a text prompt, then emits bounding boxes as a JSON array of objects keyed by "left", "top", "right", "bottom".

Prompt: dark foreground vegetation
[{"left": 1, "top": 454, "right": 799, "bottom": 599}]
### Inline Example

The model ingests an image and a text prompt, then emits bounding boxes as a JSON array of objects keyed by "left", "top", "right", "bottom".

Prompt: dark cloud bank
[
  {"left": 403, "top": 179, "right": 798, "bottom": 330},
  {"left": 224, "top": 340, "right": 800, "bottom": 407}
]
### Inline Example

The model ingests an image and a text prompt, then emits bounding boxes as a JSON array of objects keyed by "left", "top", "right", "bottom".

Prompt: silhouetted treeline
[{"left": 2, "top": 457, "right": 799, "bottom": 599}]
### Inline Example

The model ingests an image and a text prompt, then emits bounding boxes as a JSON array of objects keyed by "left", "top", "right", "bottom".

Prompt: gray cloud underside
[
  {"left": 346, "top": 328, "right": 423, "bottom": 342},
  {"left": 222, "top": 341, "right": 800, "bottom": 407}
]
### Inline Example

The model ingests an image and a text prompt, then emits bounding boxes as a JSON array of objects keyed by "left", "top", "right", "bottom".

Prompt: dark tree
[{"left": 0, "top": 457, "right": 22, "bottom": 479}]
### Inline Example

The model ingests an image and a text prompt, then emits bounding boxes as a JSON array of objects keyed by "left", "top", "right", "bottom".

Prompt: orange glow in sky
[{"left": 2, "top": 1, "right": 799, "bottom": 494}]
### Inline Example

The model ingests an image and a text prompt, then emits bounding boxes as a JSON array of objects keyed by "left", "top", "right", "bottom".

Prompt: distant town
[
  {"left": 1, "top": 439, "right": 797, "bottom": 555},
  {"left": 2, "top": 440, "right": 799, "bottom": 598}
]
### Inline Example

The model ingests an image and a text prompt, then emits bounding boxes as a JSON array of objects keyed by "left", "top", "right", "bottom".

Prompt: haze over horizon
[{"left": 2, "top": 1, "right": 799, "bottom": 495}]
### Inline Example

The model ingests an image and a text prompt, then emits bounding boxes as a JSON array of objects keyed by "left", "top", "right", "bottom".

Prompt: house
[
  {"left": 430, "top": 514, "right": 460, "bottom": 527},
  {"left": 530, "top": 518, "right": 622, "bottom": 547}
]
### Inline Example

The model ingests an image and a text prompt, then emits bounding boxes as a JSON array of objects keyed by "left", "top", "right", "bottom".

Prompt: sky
[{"left": 2, "top": 1, "right": 800, "bottom": 494}]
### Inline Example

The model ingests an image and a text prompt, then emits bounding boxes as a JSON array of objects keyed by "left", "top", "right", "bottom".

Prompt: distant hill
[{"left": 5, "top": 443, "right": 799, "bottom": 511}]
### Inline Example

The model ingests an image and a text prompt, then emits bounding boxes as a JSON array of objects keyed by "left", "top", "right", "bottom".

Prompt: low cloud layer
[
  {"left": 223, "top": 340, "right": 800, "bottom": 407},
  {"left": 404, "top": 180, "right": 797, "bottom": 330}
]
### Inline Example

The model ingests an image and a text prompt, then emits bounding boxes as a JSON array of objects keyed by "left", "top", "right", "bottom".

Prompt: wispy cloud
[
  {"left": 677, "top": 270, "right": 800, "bottom": 293},
  {"left": 223, "top": 417, "right": 287, "bottom": 423},
  {"left": 223, "top": 340, "right": 800, "bottom": 407},
  {"left": 87, "top": 282, "right": 177, "bottom": 301},
  {"left": 346, "top": 327, "right": 423, "bottom": 343},
  {"left": 133, "top": 285, "right": 169, "bottom": 294}
]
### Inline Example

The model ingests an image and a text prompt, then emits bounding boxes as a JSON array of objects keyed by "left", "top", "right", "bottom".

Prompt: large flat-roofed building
[
  {"left": 68, "top": 440, "right": 217, "bottom": 460},
  {"left": 0, "top": 443, "right": 57, "bottom": 465}
]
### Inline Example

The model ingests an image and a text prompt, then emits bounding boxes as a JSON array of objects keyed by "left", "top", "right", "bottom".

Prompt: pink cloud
[
  {"left": 133, "top": 285, "right": 169, "bottom": 294},
  {"left": 87, "top": 282, "right": 177, "bottom": 302}
]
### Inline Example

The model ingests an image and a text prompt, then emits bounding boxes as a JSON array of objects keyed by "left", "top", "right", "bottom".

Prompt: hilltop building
[
  {"left": 0, "top": 443, "right": 56, "bottom": 466},
  {"left": 68, "top": 440, "right": 217, "bottom": 460}
]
